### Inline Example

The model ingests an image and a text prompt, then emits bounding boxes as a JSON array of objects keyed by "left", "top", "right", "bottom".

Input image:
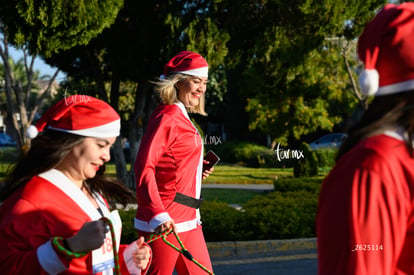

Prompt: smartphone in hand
[{"left": 203, "top": 150, "right": 220, "bottom": 171}]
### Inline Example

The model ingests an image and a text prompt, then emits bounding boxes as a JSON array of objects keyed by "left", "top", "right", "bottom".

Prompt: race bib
[{"left": 92, "top": 210, "right": 122, "bottom": 274}]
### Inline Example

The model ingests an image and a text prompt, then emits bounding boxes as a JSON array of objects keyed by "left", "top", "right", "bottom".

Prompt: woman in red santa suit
[
  {"left": 134, "top": 51, "right": 214, "bottom": 274},
  {"left": 317, "top": 3, "right": 414, "bottom": 275},
  {"left": 0, "top": 95, "right": 151, "bottom": 275}
]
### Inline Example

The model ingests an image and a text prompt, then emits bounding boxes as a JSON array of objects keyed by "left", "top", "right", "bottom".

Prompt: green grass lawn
[
  {"left": 104, "top": 163, "right": 293, "bottom": 185},
  {"left": 1, "top": 161, "right": 325, "bottom": 205},
  {"left": 202, "top": 164, "right": 293, "bottom": 184},
  {"left": 106, "top": 164, "right": 297, "bottom": 204}
]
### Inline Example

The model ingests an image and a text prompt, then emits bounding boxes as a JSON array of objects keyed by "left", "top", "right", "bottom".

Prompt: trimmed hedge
[
  {"left": 205, "top": 141, "right": 337, "bottom": 170},
  {"left": 242, "top": 190, "right": 317, "bottom": 240},
  {"left": 313, "top": 148, "right": 337, "bottom": 169},
  {"left": 118, "top": 176, "right": 322, "bottom": 243},
  {"left": 119, "top": 208, "right": 139, "bottom": 244},
  {"left": 293, "top": 143, "right": 318, "bottom": 177},
  {"left": 200, "top": 201, "right": 249, "bottom": 241},
  {"left": 205, "top": 141, "right": 278, "bottom": 168}
]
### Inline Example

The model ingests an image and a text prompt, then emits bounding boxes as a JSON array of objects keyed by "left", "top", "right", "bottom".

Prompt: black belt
[{"left": 173, "top": 192, "right": 203, "bottom": 209}]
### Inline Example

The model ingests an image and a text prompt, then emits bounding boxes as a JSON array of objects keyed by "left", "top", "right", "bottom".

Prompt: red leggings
[{"left": 140, "top": 225, "right": 213, "bottom": 275}]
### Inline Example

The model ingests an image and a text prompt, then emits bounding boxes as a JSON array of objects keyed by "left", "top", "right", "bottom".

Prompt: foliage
[
  {"left": 0, "top": 43, "right": 58, "bottom": 151},
  {"left": 0, "top": 0, "right": 124, "bottom": 57},
  {"left": 200, "top": 188, "right": 264, "bottom": 204},
  {"left": 205, "top": 141, "right": 277, "bottom": 168},
  {"left": 293, "top": 143, "right": 319, "bottom": 177},
  {"left": 273, "top": 176, "right": 323, "bottom": 194},
  {"left": 118, "top": 208, "right": 139, "bottom": 244},
  {"left": 313, "top": 148, "right": 338, "bottom": 169},
  {"left": 0, "top": 147, "right": 18, "bottom": 178},
  {"left": 220, "top": 0, "right": 386, "bottom": 143},
  {"left": 0, "top": 0, "right": 125, "bottom": 154},
  {"left": 242, "top": 190, "right": 318, "bottom": 240},
  {"left": 41, "top": 0, "right": 231, "bottom": 188},
  {"left": 119, "top": 185, "right": 319, "bottom": 242},
  {"left": 1, "top": 0, "right": 388, "bottom": 181},
  {"left": 200, "top": 201, "right": 248, "bottom": 241}
]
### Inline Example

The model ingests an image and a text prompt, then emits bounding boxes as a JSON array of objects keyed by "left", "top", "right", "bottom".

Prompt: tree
[
  {"left": 0, "top": 0, "right": 124, "bottom": 58},
  {"left": 0, "top": 0, "right": 124, "bottom": 153},
  {"left": 0, "top": 35, "right": 59, "bottom": 151},
  {"left": 45, "top": 0, "right": 230, "bottom": 188},
  {"left": 213, "top": 0, "right": 387, "bottom": 146}
]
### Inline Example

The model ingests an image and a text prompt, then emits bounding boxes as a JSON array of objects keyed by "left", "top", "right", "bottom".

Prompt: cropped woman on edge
[{"left": 0, "top": 95, "right": 151, "bottom": 274}]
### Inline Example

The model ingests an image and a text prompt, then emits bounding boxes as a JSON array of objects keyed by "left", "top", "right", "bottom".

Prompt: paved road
[
  {"left": 206, "top": 238, "right": 317, "bottom": 275},
  {"left": 202, "top": 183, "right": 274, "bottom": 191},
  {"left": 175, "top": 184, "right": 319, "bottom": 275},
  {"left": 204, "top": 184, "right": 317, "bottom": 274},
  {"left": 173, "top": 251, "right": 318, "bottom": 275},
  {"left": 211, "top": 253, "right": 317, "bottom": 275}
]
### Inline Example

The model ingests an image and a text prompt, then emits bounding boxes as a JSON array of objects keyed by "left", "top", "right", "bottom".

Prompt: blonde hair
[{"left": 153, "top": 73, "right": 207, "bottom": 116}]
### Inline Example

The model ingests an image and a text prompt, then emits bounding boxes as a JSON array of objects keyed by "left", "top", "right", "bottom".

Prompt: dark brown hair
[
  {"left": 337, "top": 90, "right": 414, "bottom": 160},
  {"left": 0, "top": 130, "right": 135, "bottom": 208}
]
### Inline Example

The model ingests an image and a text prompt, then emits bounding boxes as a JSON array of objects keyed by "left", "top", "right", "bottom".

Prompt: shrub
[
  {"left": 119, "top": 209, "right": 138, "bottom": 244},
  {"left": 0, "top": 147, "right": 19, "bottom": 161},
  {"left": 313, "top": 148, "right": 337, "bottom": 168},
  {"left": 200, "top": 201, "right": 249, "bottom": 241},
  {"left": 200, "top": 179, "right": 320, "bottom": 241},
  {"left": 273, "top": 176, "right": 322, "bottom": 194},
  {"left": 0, "top": 147, "right": 19, "bottom": 178},
  {"left": 243, "top": 191, "right": 318, "bottom": 239},
  {"left": 119, "top": 177, "right": 322, "bottom": 242},
  {"left": 205, "top": 141, "right": 277, "bottom": 168},
  {"left": 293, "top": 143, "right": 318, "bottom": 177}
]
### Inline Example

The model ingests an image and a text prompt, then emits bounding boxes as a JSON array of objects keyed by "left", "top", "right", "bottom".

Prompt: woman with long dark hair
[
  {"left": 0, "top": 95, "right": 151, "bottom": 274},
  {"left": 317, "top": 3, "right": 414, "bottom": 274}
]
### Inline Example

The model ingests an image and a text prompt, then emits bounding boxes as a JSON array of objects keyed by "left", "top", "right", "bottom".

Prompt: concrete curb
[{"left": 207, "top": 238, "right": 317, "bottom": 259}]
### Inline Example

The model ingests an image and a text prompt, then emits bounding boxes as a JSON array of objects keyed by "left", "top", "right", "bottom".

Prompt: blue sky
[{"left": 8, "top": 45, "right": 67, "bottom": 83}]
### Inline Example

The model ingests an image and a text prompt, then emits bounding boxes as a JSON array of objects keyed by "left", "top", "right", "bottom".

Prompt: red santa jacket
[
  {"left": 317, "top": 132, "right": 414, "bottom": 274},
  {"left": 134, "top": 102, "right": 203, "bottom": 233},
  {"left": 0, "top": 169, "right": 148, "bottom": 275}
]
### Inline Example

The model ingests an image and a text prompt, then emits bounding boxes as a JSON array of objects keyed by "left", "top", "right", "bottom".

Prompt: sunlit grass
[
  {"left": 202, "top": 164, "right": 293, "bottom": 184},
  {"left": 1, "top": 161, "right": 326, "bottom": 205},
  {"left": 104, "top": 164, "right": 292, "bottom": 184}
]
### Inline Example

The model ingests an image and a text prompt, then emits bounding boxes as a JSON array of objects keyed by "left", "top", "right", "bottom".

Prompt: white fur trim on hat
[
  {"left": 49, "top": 119, "right": 121, "bottom": 138},
  {"left": 359, "top": 69, "right": 379, "bottom": 96},
  {"left": 376, "top": 78, "right": 414, "bottom": 96},
  {"left": 172, "top": 67, "right": 209, "bottom": 78}
]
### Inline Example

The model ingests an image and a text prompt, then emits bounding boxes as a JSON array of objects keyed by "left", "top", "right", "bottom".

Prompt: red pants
[{"left": 140, "top": 225, "right": 213, "bottom": 275}]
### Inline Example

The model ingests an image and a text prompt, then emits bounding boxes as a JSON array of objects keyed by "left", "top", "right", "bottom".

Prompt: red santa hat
[
  {"left": 358, "top": 3, "right": 414, "bottom": 96},
  {"left": 27, "top": 95, "right": 120, "bottom": 139},
  {"left": 163, "top": 51, "right": 208, "bottom": 78}
]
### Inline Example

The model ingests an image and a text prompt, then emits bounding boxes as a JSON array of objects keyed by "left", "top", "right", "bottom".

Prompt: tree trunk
[
  {"left": 124, "top": 81, "right": 154, "bottom": 190},
  {"left": 108, "top": 72, "right": 129, "bottom": 186},
  {"left": 1, "top": 36, "right": 57, "bottom": 156}
]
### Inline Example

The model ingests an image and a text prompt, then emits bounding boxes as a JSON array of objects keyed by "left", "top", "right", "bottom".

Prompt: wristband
[{"left": 51, "top": 237, "right": 88, "bottom": 260}]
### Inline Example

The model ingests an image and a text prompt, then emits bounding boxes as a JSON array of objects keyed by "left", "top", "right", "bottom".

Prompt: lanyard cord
[
  {"left": 101, "top": 217, "right": 121, "bottom": 275},
  {"left": 146, "top": 228, "right": 215, "bottom": 275}
]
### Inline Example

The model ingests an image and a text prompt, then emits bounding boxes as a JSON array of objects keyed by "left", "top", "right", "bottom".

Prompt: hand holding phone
[{"left": 203, "top": 150, "right": 220, "bottom": 171}]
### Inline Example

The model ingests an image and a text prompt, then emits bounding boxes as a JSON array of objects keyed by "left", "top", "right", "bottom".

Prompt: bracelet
[
  {"left": 62, "top": 239, "right": 70, "bottom": 250},
  {"left": 51, "top": 237, "right": 88, "bottom": 260}
]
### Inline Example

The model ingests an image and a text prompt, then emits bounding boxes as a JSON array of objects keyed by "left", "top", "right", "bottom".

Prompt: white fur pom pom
[
  {"left": 27, "top": 125, "right": 39, "bottom": 139},
  {"left": 359, "top": 69, "right": 379, "bottom": 96}
]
